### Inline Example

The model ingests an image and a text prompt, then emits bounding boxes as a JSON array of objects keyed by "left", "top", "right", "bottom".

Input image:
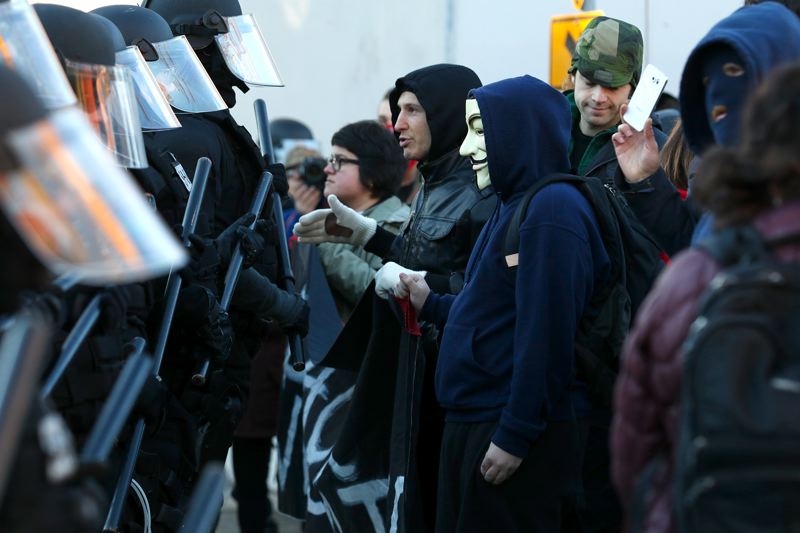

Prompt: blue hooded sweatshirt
[
  {"left": 679, "top": 2, "right": 800, "bottom": 243},
  {"left": 420, "top": 76, "right": 611, "bottom": 457},
  {"left": 680, "top": 1, "right": 800, "bottom": 156}
]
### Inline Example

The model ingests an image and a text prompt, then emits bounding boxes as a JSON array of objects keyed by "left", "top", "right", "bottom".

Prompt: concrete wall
[
  {"left": 236, "top": 0, "right": 743, "bottom": 153},
  {"left": 234, "top": 0, "right": 448, "bottom": 151},
  {"left": 38, "top": 0, "right": 744, "bottom": 153}
]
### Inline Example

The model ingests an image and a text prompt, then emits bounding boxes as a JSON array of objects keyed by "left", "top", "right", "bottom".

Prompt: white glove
[
  {"left": 293, "top": 194, "right": 377, "bottom": 246},
  {"left": 374, "top": 262, "right": 427, "bottom": 300}
]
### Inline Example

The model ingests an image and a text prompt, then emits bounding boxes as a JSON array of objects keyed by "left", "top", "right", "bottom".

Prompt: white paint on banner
[
  {"left": 337, "top": 479, "right": 390, "bottom": 533},
  {"left": 389, "top": 476, "right": 405, "bottom": 533}
]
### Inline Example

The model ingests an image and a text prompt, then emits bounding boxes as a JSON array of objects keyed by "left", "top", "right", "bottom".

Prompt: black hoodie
[
  {"left": 389, "top": 63, "right": 480, "bottom": 163},
  {"left": 365, "top": 64, "right": 496, "bottom": 292}
]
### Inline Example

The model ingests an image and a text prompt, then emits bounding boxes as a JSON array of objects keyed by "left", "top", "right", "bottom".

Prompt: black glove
[
  {"left": 266, "top": 162, "right": 289, "bottom": 197},
  {"left": 287, "top": 297, "right": 310, "bottom": 338},
  {"left": 238, "top": 218, "right": 277, "bottom": 269},
  {"left": 195, "top": 305, "right": 233, "bottom": 366},
  {"left": 183, "top": 234, "right": 222, "bottom": 284},
  {"left": 175, "top": 285, "right": 233, "bottom": 365},
  {"left": 213, "top": 213, "right": 256, "bottom": 266},
  {"left": 135, "top": 374, "right": 169, "bottom": 427}
]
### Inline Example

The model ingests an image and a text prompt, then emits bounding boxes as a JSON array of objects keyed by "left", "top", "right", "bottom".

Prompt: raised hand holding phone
[{"left": 623, "top": 64, "right": 668, "bottom": 131}]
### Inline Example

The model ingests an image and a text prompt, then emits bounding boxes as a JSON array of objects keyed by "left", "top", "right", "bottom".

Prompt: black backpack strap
[{"left": 504, "top": 173, "right": 588, "bottom": 270}]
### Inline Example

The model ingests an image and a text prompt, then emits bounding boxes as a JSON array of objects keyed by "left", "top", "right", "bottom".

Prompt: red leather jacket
[{"left": 611, "top": 201, "right": 800, "bottom": 533}]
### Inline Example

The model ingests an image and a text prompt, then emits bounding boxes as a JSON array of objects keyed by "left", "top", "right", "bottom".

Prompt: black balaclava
[
  {"left": 195, "top": 43, "right": 248, "bottom": 108},
  {"left": 389, "top": 64, "right": 482, "bottom": 163}
]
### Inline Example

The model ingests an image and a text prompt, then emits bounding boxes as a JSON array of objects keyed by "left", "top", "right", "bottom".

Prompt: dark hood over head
[
  {"left": 471, "top": 75, "right": 571, "bottom": 202},
  {"left": 389, "top": 64, "right": 481, "bottom": 162},
  {"left": 680, "top": 2, "right": 800, "bottom": 155}
]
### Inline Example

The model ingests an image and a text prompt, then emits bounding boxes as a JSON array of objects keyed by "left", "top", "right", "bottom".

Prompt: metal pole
[
  {"left": 254, "top": 98, "right": 305, "bottom": 371},
  {"left": 40, "top": 294, "right": 103, "bottom": 399},
  {"left": 191, "top": 171, "right": 273, "bottom": 386},
  {"left": 80, "top": 341, "right": 151, "bottom": 465}
]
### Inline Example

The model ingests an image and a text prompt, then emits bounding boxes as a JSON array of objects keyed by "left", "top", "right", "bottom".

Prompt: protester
[
  {"left": 318, "top": 120, "right": 409, "bottom": 319},
  {"left": 567, "top": 16, "right": 693, "bottom": 257},
  {"left": 292, "top": 64, "right": 494, "bottom": 531},
  {"left": 612, "top": 61, "right": 800, "bottom": 533},
  {"left": 398, "top": 75, "right": 609, "bottom": 532},
  {"left": 679, "top": 1, "right": 800, "bottom": 244},
  {"left": 377, "top": 88, "right": 421, "bottom": 203},
  {"left": 565, "top": 16, "right": 672, "bottom": 532}
]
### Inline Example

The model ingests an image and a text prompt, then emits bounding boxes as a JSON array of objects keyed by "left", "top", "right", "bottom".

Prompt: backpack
[
  {"left": 675, "top": 226, "right": 800, "bottom": 533},
  {"left": 504, "top": 173, "right": 666, "bottom": 407}
]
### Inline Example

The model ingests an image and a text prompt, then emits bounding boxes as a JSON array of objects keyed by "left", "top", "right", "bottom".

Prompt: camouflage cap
[{"left": 569, "top": 16, "right": 643, "bottom": 88}]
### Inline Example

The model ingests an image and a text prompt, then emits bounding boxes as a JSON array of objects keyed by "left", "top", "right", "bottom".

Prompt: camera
[{"left": 298, "top": 156, "right": 327, "bottom": 190}]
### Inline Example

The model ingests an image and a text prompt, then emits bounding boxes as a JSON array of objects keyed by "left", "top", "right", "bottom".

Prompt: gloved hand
[
  {"left": 213, "top": 213, "right": 257, "bottom": 266},
  {"left": 266, "top": 162, "right": 289, "bottom": 197},
  {"left": 194, "top": 304, "right": 233, "bottom": 366},
  {"left": 286, "top": 297, "right": 310, "bottom": 338},
  {"left": 176, "top": 285, "right": 233, "bottom": 365},
  {"left": 374, "top": 262, "right": 427, "bottom": 300},
  {"left": 183, "top": 234, "right": 222, "bottom": 284},
  {"left": 238, "top": 218, "right": 275, "bottom": 269},
  {"left": 135, "top": 374, "right": 169, "bottom": 427},
  {"left": 293, "top": 194, "right": 377, "bottom": 246}
]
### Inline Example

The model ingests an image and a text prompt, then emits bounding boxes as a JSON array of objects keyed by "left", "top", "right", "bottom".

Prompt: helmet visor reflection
[
  {"left": 0, "top": 0, "right": 76, "bottom": 110},
  {"left": 0, "top": 107, "right": 186, "bottom": 284},
  {"left": 66, "top": 59, "right": 147, "bottom": 169},
  {"left": 148, "top": 36, "right": 226, "bottom": 113},
  {"left": 215, "top": 14, "right": 283, "bottom": 87},
  {"left": 116, "top": 46, "right": 180, "bottom": 131}
]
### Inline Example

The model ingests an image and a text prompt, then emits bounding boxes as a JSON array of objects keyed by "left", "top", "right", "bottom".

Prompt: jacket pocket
[
  {"left": 443, "top": 323, "right": 508, "bottom": 378},
  {"left": 416, "top": 216, "right": 457, "bottom": 240}
]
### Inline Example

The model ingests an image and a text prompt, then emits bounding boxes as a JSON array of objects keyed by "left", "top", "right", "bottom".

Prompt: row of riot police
[{"left": 0, "top": 1, "right": 306, "bottom": 531}]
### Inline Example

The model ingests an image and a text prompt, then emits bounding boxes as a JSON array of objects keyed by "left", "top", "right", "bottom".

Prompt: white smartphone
[{"left": 623, "top": 64, "right": 668, "bottom": 131}]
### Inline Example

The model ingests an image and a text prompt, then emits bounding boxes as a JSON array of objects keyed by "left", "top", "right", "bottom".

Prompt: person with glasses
[{"left": 318, "top": 120, "right": 410, "bottom": 320}]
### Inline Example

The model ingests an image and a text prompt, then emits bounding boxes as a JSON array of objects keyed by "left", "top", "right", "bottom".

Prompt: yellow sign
[
  {"left": 550, "top": 10, "right": 604, "bottom": 89},
  {"left": 573, "top": 0, "right": 585, "bottom": 10}
]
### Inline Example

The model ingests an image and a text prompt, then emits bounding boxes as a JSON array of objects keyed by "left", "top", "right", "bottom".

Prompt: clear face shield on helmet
[
  {"left": 115, "top": 46, "right": 180, "bottom": 131},
  {"left": 0, "top": 0, "right": 76, "bottom": 110},
  {"left": 214, "top": 14, "right": 283, "bottom": 87},
  {"left": 146, "top": 35, "right": 227, "bottom": 113},
  {"left": 0, "top": 106, "right": 187, "bottom": 285},
  {"left": 65, "top": 59, "right": 148, "bottom": 169}
]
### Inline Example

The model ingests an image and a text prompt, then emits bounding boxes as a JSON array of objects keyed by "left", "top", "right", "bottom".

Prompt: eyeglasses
[{"left": 327, "top": 154, "right": 360, "bottom": 172}]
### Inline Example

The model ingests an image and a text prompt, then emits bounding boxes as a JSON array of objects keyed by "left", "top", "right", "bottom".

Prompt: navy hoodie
[
  {"left": 680, "top": 1, "right": 800, "bottom": 156},
  {"left": 420, "top": 76, "right": 611, "bottom": 457},
  {"left": 680, "top": 1, "right": 800, "bottom": 242}
]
